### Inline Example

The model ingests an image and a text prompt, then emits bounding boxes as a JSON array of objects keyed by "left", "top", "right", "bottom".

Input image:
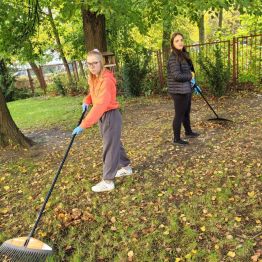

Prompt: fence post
[{"left": 232, "top": 37, "right": 237, "bottom": 86}]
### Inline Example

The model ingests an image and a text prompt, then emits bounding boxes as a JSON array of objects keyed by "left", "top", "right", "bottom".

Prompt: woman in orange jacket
[{"left": 73, "top": 49, "right": 132, "bottom": 192}]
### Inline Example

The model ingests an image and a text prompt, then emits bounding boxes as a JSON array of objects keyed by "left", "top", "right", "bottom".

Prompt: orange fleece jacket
[{"left": 80, "top": 69, "right": 119, "bottom": 128}]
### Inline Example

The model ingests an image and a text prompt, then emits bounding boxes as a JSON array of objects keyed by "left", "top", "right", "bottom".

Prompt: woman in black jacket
[{"left": 167, "top": 32, "right": 199, "bottom": 145}]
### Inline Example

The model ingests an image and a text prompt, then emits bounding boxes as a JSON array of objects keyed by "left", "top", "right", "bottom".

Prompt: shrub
[
  {"left": 53, "top": 76, "right": 66, "bottom": 96},
  {"left": 0, "top": 60, "right": 32, "bottom": 101},
  {"left": 122, "top": 51, "right": 151, "bottom": 97},
  {"left": 198, "top": 45, "right": 230, "bottom": 97}
]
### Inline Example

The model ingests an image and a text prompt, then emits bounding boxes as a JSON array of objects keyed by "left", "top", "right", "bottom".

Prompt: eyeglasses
[{"left": 87, "top": 61, "right": 100, "bottom": 67}]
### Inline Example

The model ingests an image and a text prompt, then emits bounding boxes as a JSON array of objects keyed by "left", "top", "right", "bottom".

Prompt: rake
[
  {"left": 194, "top": 85, "right": 232, "bottom": 122},
  {"left": 0, "top": 110, "right": 86, "bottom": 262}
]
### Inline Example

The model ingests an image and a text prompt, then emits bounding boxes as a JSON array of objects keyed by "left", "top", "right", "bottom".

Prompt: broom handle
[
  {"left": 24, "top": 110, "right": 86, "bottom": 247},
  {"left": 195, "top": 85, "right": 220, "bottom": 119}
]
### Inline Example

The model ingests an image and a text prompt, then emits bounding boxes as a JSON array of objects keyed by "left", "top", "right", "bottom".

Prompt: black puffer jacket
[{"left": 167, "top": 52, "right": 193, "bottom": 94}]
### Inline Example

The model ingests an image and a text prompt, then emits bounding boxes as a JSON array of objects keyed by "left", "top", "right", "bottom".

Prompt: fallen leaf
[
  {"left": 111, "top": 217, "right": 116, "bottom": 223},
  {"left": 227, "top": 251, "right": 236, "bottom": 257},
  {"left": 235, "top": 217, "right": 241, "bottom": 222},
  {"left": 200, "top": 226, "right": 206, "bottom": 232},
  {"left": 128, "top": 250, "right": 134, "bottom": 261},
  {"left": 248, "top": 191, "right": 255, "bottom": 197}
]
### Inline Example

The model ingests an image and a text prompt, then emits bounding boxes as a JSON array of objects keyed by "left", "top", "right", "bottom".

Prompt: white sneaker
[
  {"left": 91, "top": 180, "right": 115, "bottom": 192},
  {"left": 115, "top": 166, "right": 133, "bottom": 178}
]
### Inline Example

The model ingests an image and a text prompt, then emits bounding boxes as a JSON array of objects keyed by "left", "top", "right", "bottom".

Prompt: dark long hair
[{"left": 170, "top": 32, "right": 192, "bottom": 65}]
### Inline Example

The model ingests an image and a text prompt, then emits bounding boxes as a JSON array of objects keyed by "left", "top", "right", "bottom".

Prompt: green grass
[
  {"left": 7, "top": 96, "right": 83, "bottom": 130},
  {"left": 7, "top": 95, "right": 127, "bottom": 131}
]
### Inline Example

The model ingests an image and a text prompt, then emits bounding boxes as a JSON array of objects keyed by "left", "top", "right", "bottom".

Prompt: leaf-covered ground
[{"left": 0, "top": 91, "right": 261, "bottom": 262}]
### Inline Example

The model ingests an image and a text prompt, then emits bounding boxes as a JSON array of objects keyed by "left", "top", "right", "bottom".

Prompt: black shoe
[
  {"left": 185, "top": 132, "right": 200, "bottom": 138},
  {"left": 174, "top": 139, "right": 189, "bottom": 145}
]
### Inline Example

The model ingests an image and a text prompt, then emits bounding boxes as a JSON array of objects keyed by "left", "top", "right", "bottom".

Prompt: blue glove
[
  {"left": 194, "top": 85, "right": 202, "bottom": 95},
  {"left": 72, "top": 126, "right": 84, "bottom": 135},
  {"left": 82, "top": 103, "right": 89, "bottom": 112},
  {"left": 190, "top": 78, "right": 196, "bottom": 87}
]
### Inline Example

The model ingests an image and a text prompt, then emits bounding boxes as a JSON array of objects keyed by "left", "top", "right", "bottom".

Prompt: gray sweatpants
[{"left": 98, "top": 109, "right": 130, "bottom": 180}]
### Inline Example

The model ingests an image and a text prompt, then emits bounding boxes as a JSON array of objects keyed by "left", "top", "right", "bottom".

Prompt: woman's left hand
[{"left": 191, "top": 78, "right": 196, "bottom": 86}]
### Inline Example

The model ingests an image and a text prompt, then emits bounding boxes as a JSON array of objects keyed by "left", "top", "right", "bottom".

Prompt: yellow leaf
[
  {"left": 227, "top": 251, "right": 236, "bottom": 257},
  {"left": 38, "top": 230, "right": 47, "bottom": 237},
  {"left": 235, "top": 217, "right": 241, "bottom": 222},
  {"left": 128, "top": 250, "right": 134, "bottom": 257},
  {"left": 175, "top": 258, "right": 182, "bottom": 262},
  {"left": 4, "top": 186, "right": 10, "bottom": 191},
  {"left": 215, "top": 244, "right": 219, "bottom": 250},
  {"left": 248, "top": 191, "right": 255, "bottom": 197},
  {"left": 200, "top": 226, "right": 206, "bottom": 232},
  {"left": 0, "top": 208, "right": 9, "bottom": 214}
]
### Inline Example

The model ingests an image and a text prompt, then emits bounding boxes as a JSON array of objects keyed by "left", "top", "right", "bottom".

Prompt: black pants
[{"left": 171, "top": 93, "right": 193, "bottom": 141}]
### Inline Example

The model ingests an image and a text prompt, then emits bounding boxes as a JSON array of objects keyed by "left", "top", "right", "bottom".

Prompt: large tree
[
  {"left": 0, "top": 60, "right": 33, "bottom": 147},
  {"left": 0, "top": 0, "right": 40, "bottom": 147}
]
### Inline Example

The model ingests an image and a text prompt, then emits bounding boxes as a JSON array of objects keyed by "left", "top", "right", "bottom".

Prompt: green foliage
[
  {"left": 141, "top": 70, "right": 162, "bottom": 96},
  {"left": 53, "top": 76, "right": 66, "bottom": 96},
  {"left": 0, "top": 60, "right": 15, "bottom": 101},
  {"left": 198, "top": 45, "right": 230, "bottom": 96},
  {"left": 122, "top": 51, "right": 150, "bottom": 97},
  {"left": 0, "top": 60, "right": 32, "bottom": 101}
]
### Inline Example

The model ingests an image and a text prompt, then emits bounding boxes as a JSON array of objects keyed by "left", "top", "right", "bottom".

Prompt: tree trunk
[
  {"left": 78, "top": 60, "right": 86, "bottom": 78},
  {"left": 81, "top": 5, "right": 107, "bottom": 52},
  {"left": 162, "top": 19, "right": 172, "bottom": 69},
  {"left": 0, "top": 60, "right": 33, "bottom": 148},
  {"left": 218, "top": 8, "right": 223, "bottom": 29},
  {"left": 47, "top": 7, "right": 73, "bottom": 83},
  {"left": 72, "top": 61, "right": 79, "bottom": 81},
  {"left": 198, "top": 13, "right": 205, "bottom": 44},
  {"left": 27, "top": 69, "right": 35, "bottom": 95},
  {"left": 29, "top": 62, "right": 47, "bottom": 94}
]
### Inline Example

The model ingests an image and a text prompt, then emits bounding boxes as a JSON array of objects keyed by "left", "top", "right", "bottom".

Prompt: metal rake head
[
  {"left": 0, "top": 237, "right": 52, "bottom": 262},
  {"left": 207, "top": 117, "right": 232, "bottom": 122}
]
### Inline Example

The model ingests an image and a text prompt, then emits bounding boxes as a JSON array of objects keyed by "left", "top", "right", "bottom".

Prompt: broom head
[{"left": 0, "top": 237, "right": 52, "bottom": 262}]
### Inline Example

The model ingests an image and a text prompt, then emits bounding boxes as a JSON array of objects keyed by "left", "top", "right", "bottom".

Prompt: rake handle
[
  {"left": 195, "top": 85, "right": 219, "bottom": 119},
  {"left": 24, "top": 110, "right": 86, "bottom": 247}
]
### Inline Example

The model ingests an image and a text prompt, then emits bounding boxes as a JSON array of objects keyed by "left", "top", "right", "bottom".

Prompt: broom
[{"left": 0, "top": 110, "right": 86, "bottom": 262}]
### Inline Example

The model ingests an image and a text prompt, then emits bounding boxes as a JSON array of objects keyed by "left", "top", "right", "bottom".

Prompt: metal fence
[
  {"left": 15, "top": 34, "right": 262, "bottom": 92},
  {"left": 155, "top": 34, "right": 262, "bottom": 88}
]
